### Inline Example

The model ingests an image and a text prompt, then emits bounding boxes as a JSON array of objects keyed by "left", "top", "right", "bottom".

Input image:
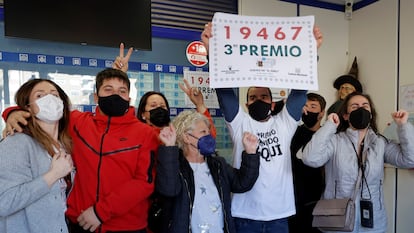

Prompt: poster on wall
[
  {"left": 209, "top": 12, "right": 318, "bottom": 90},
  {"left": 183, "top": 70, "right": 219, "bottom": 109},
  {"left": 399, "top": 84, "right": 414, "bottom": 113}
]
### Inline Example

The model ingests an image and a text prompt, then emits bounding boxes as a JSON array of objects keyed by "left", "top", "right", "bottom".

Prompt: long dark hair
[
  {"left": 136, "top": 91, "right": 170, "bottom": 123},
  {"left": 337, "top": 92, "right": 378, "bottom": 133},
  {"left": 15, "top": 79, "right": 72, "bottom": 155}
]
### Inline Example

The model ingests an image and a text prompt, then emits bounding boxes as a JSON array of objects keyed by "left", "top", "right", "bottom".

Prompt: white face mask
[{"left": 34, "top": 94, "right": 64, "bottom": 124}]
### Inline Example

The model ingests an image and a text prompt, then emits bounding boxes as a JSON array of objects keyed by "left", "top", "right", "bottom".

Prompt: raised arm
[
  {"left": 179, "top": 79, "right": 217, "bottom": 138},
  {"left": 112, "top": 43, "right": 133, "bottom": 73},
  {"left": 384, "top": 110, "right": 414, "bottom": 167},
  {"left": 216, "top": 88, "right": 239, "bottom": 122},
  {"left": 285, "top": 89, "right": 307, "bottom": 121}
]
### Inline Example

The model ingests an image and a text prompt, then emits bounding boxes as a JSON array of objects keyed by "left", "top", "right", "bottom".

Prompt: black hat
[
  {"left": 333, "top": 56, "right": 363, "bottom": 93},
  {"left": 333, "top": 74, "right": 363, "bottom": 93}
]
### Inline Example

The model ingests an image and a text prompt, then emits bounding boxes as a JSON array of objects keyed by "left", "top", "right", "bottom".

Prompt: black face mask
[
  {"left": 302, "top": 112, "right": 319, "bottom": 128},
  {"left": 98, "top": 94, "right": 129, "bottom": 117},
  {"left": 149, "top": 107, "right": 171, "bottom": 127},
  {"left": 248, "top": 100, "right": 271, "bottom": 121},
  {"left": 349, "top": 107, "right": 371, "bottom": 129}
]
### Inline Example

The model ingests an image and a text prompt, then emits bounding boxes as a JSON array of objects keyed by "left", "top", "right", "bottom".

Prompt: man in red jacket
[{"left": 3, "top": 68, "right": 159, "bottom": 233}]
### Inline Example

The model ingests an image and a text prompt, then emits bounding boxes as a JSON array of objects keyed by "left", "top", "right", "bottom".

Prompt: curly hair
[{"left": 172, "top": 110, "right": 210, "bottom": 149}]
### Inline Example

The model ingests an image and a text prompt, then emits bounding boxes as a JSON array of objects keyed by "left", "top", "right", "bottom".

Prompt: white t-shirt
[
  {"left": 190, "top": 162, "right": 224, "bottom": 233},
  {"left": 229, "top": 106, "right": 298, "bottom": 221}
]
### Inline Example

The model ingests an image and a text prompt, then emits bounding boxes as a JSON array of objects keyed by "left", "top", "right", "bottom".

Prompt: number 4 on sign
[
  {"left": 183, "top": 70, "right": 219, "bottom": 109},
  {"left": 191, "top": 76, "right": 210, "bottom": 85}
]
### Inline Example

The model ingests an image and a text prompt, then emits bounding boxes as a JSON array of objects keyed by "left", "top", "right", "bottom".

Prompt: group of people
[{"left": 1, "top": 21, "right": 414, "bottom": 233}]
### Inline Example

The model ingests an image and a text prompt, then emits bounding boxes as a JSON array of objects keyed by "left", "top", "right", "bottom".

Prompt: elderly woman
[{"left": 156, "top": 110, "right": 260, "bottom": 233}]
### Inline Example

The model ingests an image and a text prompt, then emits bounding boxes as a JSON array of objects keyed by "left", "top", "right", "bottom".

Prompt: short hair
[
  {"left": 307, "top": 93, "right": 326, "bottom": 110},
  {"left": 246, "top": 87, "right": 273, "bottom": 102},
  {"left": 136, "top": 91, "right": 170, "bottom": 123},
  {"left": 95, "top": 68, "right": 130, "bottom": 94},
  {"left": 172, "top": 110, "right": 210, "bottom": 149}
]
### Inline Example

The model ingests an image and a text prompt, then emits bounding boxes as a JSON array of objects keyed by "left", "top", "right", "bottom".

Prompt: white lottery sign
[
  {"left": 183, "top": 70, "right": 219, "bottom": 109},
  {"left": 209, "top": 12, "right": 318, "bottom": 90}
]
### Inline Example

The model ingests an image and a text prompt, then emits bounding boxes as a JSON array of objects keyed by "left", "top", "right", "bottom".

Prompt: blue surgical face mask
[{"left": 188, "top": 133, "right": 216, "bottom": 156}]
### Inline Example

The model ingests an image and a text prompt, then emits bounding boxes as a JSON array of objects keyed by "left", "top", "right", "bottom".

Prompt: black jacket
[{"left": 156, "top": 146, "right": 260, "bottom": 233}]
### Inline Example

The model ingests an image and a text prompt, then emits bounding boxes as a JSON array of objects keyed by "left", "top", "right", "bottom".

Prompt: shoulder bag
[{"left": 312, "top": 139, "right": 365, "bottom": 232}]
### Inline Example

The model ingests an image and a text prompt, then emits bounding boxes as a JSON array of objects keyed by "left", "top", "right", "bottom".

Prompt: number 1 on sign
[
  {"left": 191, "top": 76, "right": 210, "bottom": 85},
  {"left": 224, "top": 26, "right": 303, "bottom": 40}
]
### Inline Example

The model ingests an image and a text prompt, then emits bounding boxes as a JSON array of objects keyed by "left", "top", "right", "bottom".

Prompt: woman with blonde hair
[{"left": 156, "top": 110, "right": 260, "bottom": 233}]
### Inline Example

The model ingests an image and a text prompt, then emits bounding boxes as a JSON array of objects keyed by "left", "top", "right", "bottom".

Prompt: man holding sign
[{"left": 202, "top": 15, "right": 322, "bottom": 233}]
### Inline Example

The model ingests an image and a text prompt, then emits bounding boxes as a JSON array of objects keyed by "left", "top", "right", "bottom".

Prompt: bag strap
[
  {"left": 345, "top": 133, "right": 366, "bottom": 201},
  {"left": 351, "top": 161, "right": 363, "bottom": 201}
]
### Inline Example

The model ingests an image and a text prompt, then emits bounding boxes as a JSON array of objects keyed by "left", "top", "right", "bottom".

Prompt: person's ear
[
  {"left": 271, "top": 102, "right": 276, "bottom": 111},
  {"left": 318, "top": 110, "right": 325, "bottom": 120},
  {"left": 94, "top": 93, "right": 98, "bottom": 104},
  {"left": 183, "top": 133, "right": 191, "bottom": 144},
  {"left": 343, "top": 113, "right": 350, "bottom": 121}
]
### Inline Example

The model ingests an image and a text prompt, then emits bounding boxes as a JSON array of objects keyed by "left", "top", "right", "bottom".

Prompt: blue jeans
[{"left": 234, "top": 217, "right": 289, "bottom": 233}]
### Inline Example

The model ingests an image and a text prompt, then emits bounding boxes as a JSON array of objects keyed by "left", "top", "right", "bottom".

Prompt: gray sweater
[{"left": 0, "top": 133, "right": 68, "bottom": 233}]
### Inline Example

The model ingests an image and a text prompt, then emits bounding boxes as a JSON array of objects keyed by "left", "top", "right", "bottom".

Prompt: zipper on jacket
[
  {"left": 181, "top": 171, "right": 193, "bottom": 233},
  {"left": 147, "top": 151, "right": 155, "bottom": 183},
  {"left": 379, "top": 179, "right": 383, "bottom": 210},
  {"left": 96, "top": 117, "right": 111, "bottom": 233}
]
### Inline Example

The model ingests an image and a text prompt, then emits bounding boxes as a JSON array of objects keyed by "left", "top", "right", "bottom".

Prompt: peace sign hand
[{"left": 112, "top": 43, "right": 133, "bottom": 73}]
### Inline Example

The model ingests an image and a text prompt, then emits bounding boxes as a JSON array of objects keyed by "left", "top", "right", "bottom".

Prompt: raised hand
[
  {"left": 179, "top": 79, "right": 206, "bottom": 113},
  {"left": 201, "top": 22, "right": 212, "bottom": 53},
  {"left": 242, "top": 132, "right": 259, "bottom": 154},
  {"left": 327, "top": 113, "right": 340, "bottom": 127},
  {"left": 159, "top": 124, "right": 177, "bottom": 147},
  {"left": 392, "top": 109, "right": 409, "bottom": 126},
  {"left": 112, "top": 43, "right": 133, "bottom": 73},
  {"left": 313, "top": 26, "right": 323, "bottom": 49}
]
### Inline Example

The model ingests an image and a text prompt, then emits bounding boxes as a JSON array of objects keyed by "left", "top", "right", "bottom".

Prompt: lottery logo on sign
[{"left": 186, "top": 41, "right": 208, "bottom": 67}]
